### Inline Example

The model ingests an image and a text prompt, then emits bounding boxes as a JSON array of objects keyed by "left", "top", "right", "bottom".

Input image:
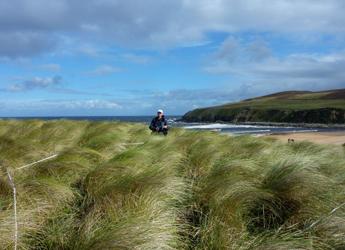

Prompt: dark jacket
[{"left": 150, "top": 116, "right": 168, "bottom": 131}]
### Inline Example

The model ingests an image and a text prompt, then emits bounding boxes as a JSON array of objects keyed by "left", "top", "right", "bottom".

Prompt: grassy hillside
[
  {"left": 0, "top": 120, "right": 345, "bottom": 249},
  {"left": 182, "top": 89, "right": 345, "bottom": 123}
]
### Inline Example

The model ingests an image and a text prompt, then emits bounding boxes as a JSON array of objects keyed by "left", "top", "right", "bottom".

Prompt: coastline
[
  {"left": 178, "top": 119, "right": 345, "bottom": 129},
  {"left": 237, "top": 121, "right": 345, "bottom": 129}
]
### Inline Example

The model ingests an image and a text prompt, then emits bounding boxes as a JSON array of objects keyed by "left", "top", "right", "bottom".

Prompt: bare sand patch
[{"left": 267, "top": 131, "right": 345, "bottom": 145}]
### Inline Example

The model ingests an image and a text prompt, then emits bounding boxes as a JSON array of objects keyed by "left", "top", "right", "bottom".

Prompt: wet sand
[{"left": 267, "top": 131, "right": 345, "bottom": 145}]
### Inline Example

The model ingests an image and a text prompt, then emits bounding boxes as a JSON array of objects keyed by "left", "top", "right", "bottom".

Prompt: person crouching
[{"left": 149, "top": 109, "right": 168, "bottom": 136}]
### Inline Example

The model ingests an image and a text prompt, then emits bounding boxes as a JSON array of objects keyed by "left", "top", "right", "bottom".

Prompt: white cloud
[
  {"left": 2, "top": 99, "right": 122, "bottom": 112},
  {"left": 211, "top": 37, "right": 272, "bottom": 63},
  {"left": 1, "top": 0, "right": 345, "bottom": 56},
  {"left": 38, "top": 63, "right": 61, "bottom": 72},
  {"left": 205, "top": 37, "right": 345, "bottom": 90},
  {"left": 63, "top": 99, "right": 122, "bottom": 109},
  {"left": 78, "top": 44, "right": 101, "bottom": 57},
  {"left": 3, "top": 75, "right": 62, "bottom": 92},
  {"left": 0, "top": 31, "right": 57, "bottom": 58},
  {"left": 88, "top": 65, "right": 123, "bottom": 76},
  {"left": 122, "top": 53, "right": 152, "bottom": 64}
]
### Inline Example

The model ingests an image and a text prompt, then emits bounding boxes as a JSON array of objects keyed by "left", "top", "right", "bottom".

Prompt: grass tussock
[{"left": 0, "top": 119, "right": 344, "bottom": 249}]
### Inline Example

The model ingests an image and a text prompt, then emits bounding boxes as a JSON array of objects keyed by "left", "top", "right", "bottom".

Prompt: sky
[{"left": 1, "top": 0, "right": 345, "bottom": 116}]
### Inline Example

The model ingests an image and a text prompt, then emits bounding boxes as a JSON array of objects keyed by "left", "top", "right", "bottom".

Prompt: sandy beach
[{"left": 267, "top": 131, "right": 345, "bottom": 145}]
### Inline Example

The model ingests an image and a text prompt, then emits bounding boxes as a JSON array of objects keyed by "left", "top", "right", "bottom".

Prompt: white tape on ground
[
  {"left": 305, "top": 201, "right": 345, "bottom": 231},
  {"left": 16, "top": 154, "right": 58, "bottom": 170},
  {"left": 121, "top": 142, "right": 144, "bottom": 146},
  {"left": 6, "top": 169, "right": 18, "bottom": 250},
  {"left": 5, "top": 153, "right": 58, "bottom": 250}
]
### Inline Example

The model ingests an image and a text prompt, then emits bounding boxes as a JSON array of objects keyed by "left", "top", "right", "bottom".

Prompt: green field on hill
[
  {"left": 183, "top": 89, "right": 345, "bottom": 123},
  {"left": 224, "top": 90, "right": 345, "bottom": 110},
  {"left": 1, "top": 120, "right": 345, "bottom": 249}
]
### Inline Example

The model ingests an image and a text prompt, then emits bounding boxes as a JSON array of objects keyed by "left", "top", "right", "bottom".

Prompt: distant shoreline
[
  {"left": 235, "top": 121, "right": 345, "bottom": 129},
  {"left": 178, "top": 118, "right": 345, "bottom": 129}
]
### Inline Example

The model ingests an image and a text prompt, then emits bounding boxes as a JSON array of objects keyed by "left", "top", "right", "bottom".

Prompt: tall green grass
[{"left": 0, "top": 120, "right": 344, "bottom": 249}]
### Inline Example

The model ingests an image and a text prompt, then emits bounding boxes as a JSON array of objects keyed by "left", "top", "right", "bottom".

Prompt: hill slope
[
  {"left": 182, "top": 89, "right": 345, "bottom": 124},
  {"left": 0, "top": 120, "right": 345, "bottom": 249}
]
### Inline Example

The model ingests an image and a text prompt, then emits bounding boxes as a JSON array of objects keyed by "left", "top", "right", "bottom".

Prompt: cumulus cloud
[
  {"left": 38, "top": 63, "right": 61, "bottom": 72},
  {"left": 0, "top": 99, "right": 122, "bottom": 116},
  {"left": 59, "top": 99, "right": 121, "bottom": 109},
  {"left": 205, "top": 37, "right": 345, "bottom": 90},
  {"left": 88, "top": 65, "right": 123, "bottom": 76},
  {"left": 1, "top": 0, "right": 345, "bottom": 57},
  {"left": 4, "top": 75, "right": 62, "bottom": 92},
  {"left": 122, "top": 53, "right": 152, "bottom": 64},
  {"left": 78, "top": 44, "right": 101, "bottom": 57},
  {"left": 212, "top": 37, "right": 272, "bottom": 63},
  {"left": 0, "top": 85, "right": 273, "bottom": 116},
  {"left": 0, "top": 31, "right": 57, "bottom": 58},
  {"left": 116, "top": 87, "right": 257, "bottom": 114}
]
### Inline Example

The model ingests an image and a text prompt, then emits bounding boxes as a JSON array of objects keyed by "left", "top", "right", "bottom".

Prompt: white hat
[{"left": 157, "top": 109, "right": 164, "bottom": 114}]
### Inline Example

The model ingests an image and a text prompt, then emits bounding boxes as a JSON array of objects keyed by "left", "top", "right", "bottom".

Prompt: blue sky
[{"left": 1, "top": 0, "right": 345, "bottom": 116}]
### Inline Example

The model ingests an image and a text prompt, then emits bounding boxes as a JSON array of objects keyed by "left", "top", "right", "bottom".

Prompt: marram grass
[{"left": 0, "top": 120, "right": 345, "bottom": 249}]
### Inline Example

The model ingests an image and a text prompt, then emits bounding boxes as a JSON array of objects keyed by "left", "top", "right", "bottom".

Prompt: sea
[{"left": 2, "top": 116, "right": 344, "bottom": 135}]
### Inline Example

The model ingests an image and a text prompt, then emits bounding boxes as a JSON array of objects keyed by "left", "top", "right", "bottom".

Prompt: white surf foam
[
  {"left": 183, "top": 123, "right": 275, "bottom": 129},
  {"left": 232, "top": 129, "right": 272, "bottom": 134},
  {"left": 289, "top": 129, "right": 319, "bottom": 133}
]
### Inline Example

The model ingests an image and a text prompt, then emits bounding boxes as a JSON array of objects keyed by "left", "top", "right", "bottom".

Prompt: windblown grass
[{"left": 0, "top": 120, "right": 344, "bottom": 249}]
